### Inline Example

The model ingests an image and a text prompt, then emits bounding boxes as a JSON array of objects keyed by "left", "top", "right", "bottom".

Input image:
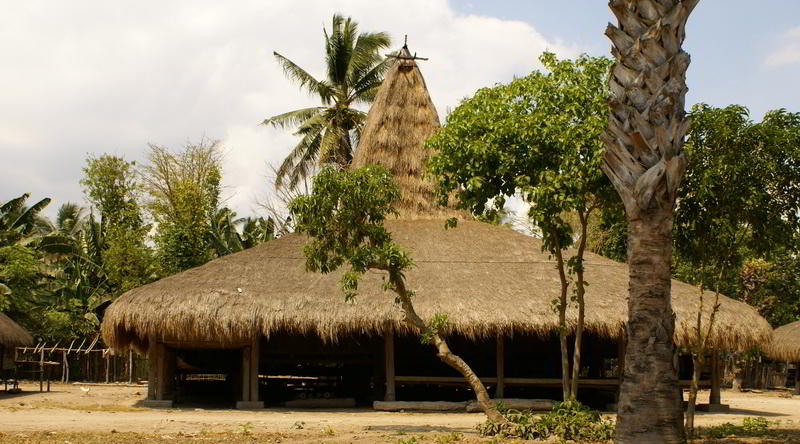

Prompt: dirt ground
[{"left": 1, "top": 382, "right": 799, "bottom": 443}]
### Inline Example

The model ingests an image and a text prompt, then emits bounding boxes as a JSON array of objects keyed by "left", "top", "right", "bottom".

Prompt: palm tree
[
  {"left": 601, "top": 1, "right": 699, "bottom": 442},
  {"left": 264, "top": 14, "right": 391, "bottom": 190}
]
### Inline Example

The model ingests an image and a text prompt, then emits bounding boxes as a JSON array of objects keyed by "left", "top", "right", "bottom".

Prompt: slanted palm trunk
[{"left": 602, "top": 1, "right": 699, "bottom": 442}]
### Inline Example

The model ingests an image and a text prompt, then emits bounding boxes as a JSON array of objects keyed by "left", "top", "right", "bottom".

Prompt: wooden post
[
  {"left": 795, "top": 362, "right": 799, "bottom": 396},
  {"left": 249, "top": 339, "right": 259, "bottom": 402},
  {"left": 147, "top": 343, "right": 158, "bottom": 400},
  {"left": 128, "top": 350, "right": 133, "bottom": 384},
  {"left": 495, "top": 335, "right": 505, "bottom": 399},
  {"left": 39, "top": 347, "right": 44, "bottom": 392},
  {"left": 384, "top": 330, "right": 396, "bottom": 402},
  {"left": 617, "top": 334, "right": 626, "bottom": 382},
  {"left": 710, "top": 350, "right": 721, "bottom": 405},
  {"left": 241, "top": 346, "right": 251, "bottom": 402},
  {"left": 105, "top": 352, "right": 110, "bottom": 383}
]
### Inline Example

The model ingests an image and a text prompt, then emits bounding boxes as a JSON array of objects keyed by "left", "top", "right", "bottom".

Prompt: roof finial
[{"left": 386, "top": 35, "right": 429, "bottom": 61}]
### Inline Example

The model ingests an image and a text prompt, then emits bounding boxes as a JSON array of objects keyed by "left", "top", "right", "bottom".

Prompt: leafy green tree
[
  {"left": 290, "top": 165, "right": 507, "bottom": 424},
  {"left": 81, "top": 154, "right": 155, "bottom": 294},
  {"left": 142, "top": 139, "right": 222, "bottom": 274},
  {"left": 264, "top": 14, "right": 391, "bottom": 190},
  {"left": 672, "top": 104, "right": 800, "bottom": 436},
  {"left": 428, "top": 52, "right": 613, "bottom": 401}
]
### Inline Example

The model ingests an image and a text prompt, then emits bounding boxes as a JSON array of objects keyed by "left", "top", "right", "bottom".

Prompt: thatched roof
[
  {"left": 352, "top": 45, "right": 455, "bottom": 218},
  {"left": 101, "top": 43, "right": 771, "bottom": 354},
  {"left": 767, "top": 320, "right": 800, "bottom": 362},
  {"left": 102, "top": 218, "right": 770, "bottom": 353},
  {"left": 0, "top": 312, "right": 33, "bottom": 347}
]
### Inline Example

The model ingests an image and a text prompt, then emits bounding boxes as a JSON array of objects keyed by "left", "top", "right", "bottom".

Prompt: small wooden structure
[
  {"left": 0, "top": 312, "right": 33, "bottom": 391},
  {"left": 101, "top": 44, "right": 771, "bottom": 410}
]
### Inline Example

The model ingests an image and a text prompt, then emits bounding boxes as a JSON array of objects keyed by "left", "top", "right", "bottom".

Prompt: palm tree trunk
[
  {"left": 602, "top": 1, "right": 699, "bottom": 442},
  {"left": 616, "top": 214, "right": 684, "bottom": 443}
]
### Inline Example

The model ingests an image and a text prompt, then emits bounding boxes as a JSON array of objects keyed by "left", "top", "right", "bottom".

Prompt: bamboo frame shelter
[{"left": 102, "top": 44, "right": 772, "bottom": 409}]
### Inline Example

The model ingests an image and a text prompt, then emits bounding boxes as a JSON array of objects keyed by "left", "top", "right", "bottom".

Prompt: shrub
[
  {"left": 705, "top": 417, "right": 772, "bottom": 439},
  {"left": 477, "top": 400, "right": 614, "bottom": 442}
]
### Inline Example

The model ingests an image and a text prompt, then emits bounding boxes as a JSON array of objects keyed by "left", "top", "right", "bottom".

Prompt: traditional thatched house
[
  {"left": 1, "top": 312, "right": 33, "bottom": 379},
  {"left": 102, "top": 45, "right": 771, "bottom": 409},
  {"left": 767, "top": 320, "right": 800, "bottom": 394}
]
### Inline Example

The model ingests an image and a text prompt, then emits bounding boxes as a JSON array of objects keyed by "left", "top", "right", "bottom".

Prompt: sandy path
[{"left": 1, "top": 382, "right": 798, "bottom": 436}]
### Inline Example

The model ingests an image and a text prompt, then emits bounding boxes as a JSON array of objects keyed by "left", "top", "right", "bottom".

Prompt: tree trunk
[
  {"left": 570, "top": 212, "right": 589, "bottom": 399},
  {"left": 616, "top": 214, "right": 685, "bottom": 443},
  {"left": 552, "top": 240, "right": 571, "bottom": 401},
  {"left": 602, "top": 1, "right": 699, "bottom": 442},
  {"left": 685, "top": 354, "right": 704, "bottom": 438},
  {"left": 391, "top": 273, "right": 508, "bottom": 424}
]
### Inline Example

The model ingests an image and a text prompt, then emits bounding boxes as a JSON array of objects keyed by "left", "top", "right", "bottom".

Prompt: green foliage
[
  {"left": 142, "top": 140, "right": 223, "bottom": 274},
  {"left": 432, "top": 431, "right": 463, "bottom": 443},
  {"left": 420, "top": 313, "right": 448, "bottom": 345},
  {"left": 704, "top": 417, "right": 772, "bottom": 439},
  {"left": 477, "top": 401, "right": 614, "bottom": 442},
  {"left": 428, "top": 52, "right": 613, "bottom": 247},
  {"left": 290, "top": 165, "right": 412, "bottom": 302},
  {"left": 82, "top": 155, "right": 155, "bottom": 295},
  {"left": 265, "top": 14, "right": 391, "bottom": 190},
  {"left": 676, "top": 105, "right": 800, "bottom": 274}
]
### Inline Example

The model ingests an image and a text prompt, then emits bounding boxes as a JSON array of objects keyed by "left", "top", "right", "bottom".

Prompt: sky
[{"left": 1, "top": 0, "right": 799, "bottom": 219}]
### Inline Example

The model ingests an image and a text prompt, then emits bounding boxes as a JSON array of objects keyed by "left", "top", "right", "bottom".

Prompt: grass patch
[
  {"left": 477, "top": 400, "right": 614, "bottom": 442},
  {"left": 697, "top": 417, "right": 800, "bottom": 442}
]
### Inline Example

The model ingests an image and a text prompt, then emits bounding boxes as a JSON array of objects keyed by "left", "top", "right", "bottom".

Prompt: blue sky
[
  {"left": 457, "top": 0, "right": 800, "bottom": 120},
  {"left": 1, "top": 0, "right": 798, "bottom": 217}
]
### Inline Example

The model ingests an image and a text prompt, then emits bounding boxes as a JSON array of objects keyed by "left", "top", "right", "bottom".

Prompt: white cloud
[
  {"left": 766, "top": 26, "right": 800, "bottom": 68},
  {"left": 0, "top": 0, "right": 582, "bottom": 217}
]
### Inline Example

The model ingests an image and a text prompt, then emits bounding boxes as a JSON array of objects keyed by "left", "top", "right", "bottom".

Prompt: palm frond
[
  {"left": 347, "top": 32, "right": 391, "bottom": 84},
  {"left": 275, "top": 125, "right": 324, "bottom": 188},
  {"left": 273, "top": 52, "right": 334, "bottom": 103},
  {"left": 262, "top": 106, "right": 326, "bottom": 129}
]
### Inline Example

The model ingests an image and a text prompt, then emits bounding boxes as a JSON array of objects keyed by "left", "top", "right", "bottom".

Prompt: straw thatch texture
[
  {"left": 0, "top": 312, "right": 33, "bottom": 347},
  {"left": 767, "top": 320, "right": 800, "bottom": 362},
  {"left": 102, "top": 219, "right": 771, "bottom": 353},
  {"left": 352, "top": 46, "right": 455, "bottom": 218}
]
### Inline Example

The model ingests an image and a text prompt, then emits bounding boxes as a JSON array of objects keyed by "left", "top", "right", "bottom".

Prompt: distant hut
[
  {"left": 1, "top": 312, "right": 33, "bottom": 379},
  {"left": 767, "top": 320, "right": 800, "bottom": 394},
  {"left": 102, "top": 44, "right": 772, "bottom": 409}
]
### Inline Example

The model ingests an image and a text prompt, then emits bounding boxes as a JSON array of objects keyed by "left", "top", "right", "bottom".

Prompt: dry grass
[
  {"left": 352, "top": 44, "right": 459, "bottom": 219},
  {"left": 102, "top": 218, "right": 772, "bottom": 354},
  {"left": 0, "top": 312, "right": 32, "bottom": 347},
  {"left": 767, "top": 320, "right": 800, "bottom": 362}
]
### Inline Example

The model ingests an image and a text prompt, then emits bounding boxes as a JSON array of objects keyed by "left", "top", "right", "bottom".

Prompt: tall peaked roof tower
[{"left": 353, "top": 44, "right": 445, "bottom": 216}]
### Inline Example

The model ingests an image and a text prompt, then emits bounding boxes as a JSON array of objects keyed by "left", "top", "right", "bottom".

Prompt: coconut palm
[
  {"left": 264, "top": 14, "right": 391, "bottom": 190},
  {"left": 601, "top": 0, "right": 699, "bottom": 442}
]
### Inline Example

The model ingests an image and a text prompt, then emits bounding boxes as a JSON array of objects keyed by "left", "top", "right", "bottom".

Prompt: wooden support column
[
  {"left": 241, "top": 346, "right": 251, "bottom": 402},
  {"left": 235, "top": 338, "right": 264, "bottom": 409},
  {"left": 495, "top": 335, "right": 505, "bottom": 399},
  {"left": 795, "top": 362, "right": 800, "bottom": 395},
  {"left": 128, "top": 350, "right": 133, "bottom": 384},
  {"left": 617, "top": 334, "right": 626, "bottom": 382},
  {"left": 384, "top": 329, "right": 396, "bottom": 402},
  {"left": 710, "top": 350, "right": 721, "bottom": 405},
  {"left": 147, "top": 343, "right": 157, "bottom": 400},
  {"left": 249, "top": 339, "right": 259, "bottom": 402},
  {"left": 155, "top": 343, "right": 167, "bottom": 400}
]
